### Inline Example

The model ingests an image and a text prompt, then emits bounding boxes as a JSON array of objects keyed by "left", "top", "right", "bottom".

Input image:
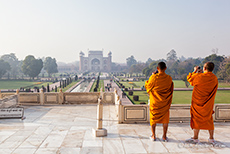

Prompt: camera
[
  {"left": 154, "top": 70, "right": 158, "bottom": 74},
  {"left": 196, "top": 66, "right": 202, "bottom": 73}
]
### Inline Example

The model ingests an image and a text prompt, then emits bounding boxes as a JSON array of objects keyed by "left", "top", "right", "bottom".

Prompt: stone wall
[
  {"left": 0, "top": 92, "right": 15, "bottom": 99},
  {"left": 0, "top": 94, "right": 18, "bottom": 108},
  {"left": 16, "top": 90, "right": 115, "bottom": 105},
  {"left": 117, "top": 103, "right": 230, "bottom": 124},
  {"left": 113, "top": 90, "right": 230, "bottom": 124}
]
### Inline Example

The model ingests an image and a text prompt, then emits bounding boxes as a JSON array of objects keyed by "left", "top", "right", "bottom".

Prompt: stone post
[
  {"left": 92, "top": 97, "right": 107, "bottom": 137},
  {"left": 97, "top": 98, "right": 103, "bottom": 129},
  {"left": 40, "top": 89, "right": 44, "bottom": 105},
  {"left": 15, "top": 89, "right": 19, "bottom": 95},
  {"left": 114, "top": 88, "right": 117, "bottom": 94},
  {"left": 0, "top": 89, "right": 2, "bottom": 99},
  {"left": 100, "top": 87, "right": 104, "bottom": 101},
  {"left": 15, "top": 89, "right": 19, "bottom": 105},
  {"left": 58, "top": 88, "right": 64, "bottom": 104},
  {"left": 118, "top": 99, "right": 123, "bottom": 124}
]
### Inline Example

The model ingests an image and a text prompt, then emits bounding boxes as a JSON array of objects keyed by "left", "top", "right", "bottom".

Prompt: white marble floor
[{"left": 0, "top": 105, "right": 229, "bottom": 154}]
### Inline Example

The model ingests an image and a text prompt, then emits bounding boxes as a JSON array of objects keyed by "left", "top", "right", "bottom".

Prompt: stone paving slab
[{"left": 0, "top": 105, "right": 229, "bottom": 154}]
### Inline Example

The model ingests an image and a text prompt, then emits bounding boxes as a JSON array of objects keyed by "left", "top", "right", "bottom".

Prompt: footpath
[{"left": 104, "top": 80, "right": 133, "bottom": 105}]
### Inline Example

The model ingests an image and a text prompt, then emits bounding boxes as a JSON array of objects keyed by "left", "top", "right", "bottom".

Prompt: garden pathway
[{"left": 104, "top": 80, "right": 133, "bottom": 105}]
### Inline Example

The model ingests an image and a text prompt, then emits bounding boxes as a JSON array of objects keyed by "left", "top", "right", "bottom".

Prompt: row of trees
[
  {"left": 125, "top": 49, "right": 230, "bottom": 82},
  {"left": 0, "top": 53, "right": 58, "bottom": 79}
]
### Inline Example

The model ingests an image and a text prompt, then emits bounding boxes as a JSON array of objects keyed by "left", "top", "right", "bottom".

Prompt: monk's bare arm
[
  {"left": 145, "top": 75, "right": 156, "bottom": 93},
  {"left": 187, "top": 72, "right": 198, "bottom": 86}
]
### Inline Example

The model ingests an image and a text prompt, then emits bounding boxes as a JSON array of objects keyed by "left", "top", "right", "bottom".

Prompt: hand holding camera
[
  {"left": 194, "top": 66, "right": 202, "bottom": 73},
  {"left": 153, "top": 70, "right": 158, "bottom": 75}
]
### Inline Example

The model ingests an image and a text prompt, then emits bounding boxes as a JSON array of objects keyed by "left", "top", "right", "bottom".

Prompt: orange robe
[
  {"left": 187, "top": 72, "right": 218, "bottom": 130},
  {"left": 145, "top": 72, "right": 174, "bottom": 126}
]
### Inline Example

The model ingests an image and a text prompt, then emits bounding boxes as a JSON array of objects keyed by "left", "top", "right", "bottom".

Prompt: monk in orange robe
[
  {"left": 186, "top": 62, "right": 218, "bottom": 144},
  {"left": 145, "top": 62, "right": 174, "bottom": 142}
]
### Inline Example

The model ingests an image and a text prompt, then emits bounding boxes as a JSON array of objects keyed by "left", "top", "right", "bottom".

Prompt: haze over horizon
[{"left": 0, "top": 0, "right": 230, "bottom": 63}]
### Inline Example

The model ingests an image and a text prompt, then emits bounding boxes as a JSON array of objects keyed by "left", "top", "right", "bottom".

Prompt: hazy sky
[{"left": 0, "top": 0, "right": 230, "bottom": 63}]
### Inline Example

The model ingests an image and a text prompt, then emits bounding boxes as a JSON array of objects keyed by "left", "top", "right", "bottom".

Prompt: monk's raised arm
[
  {"left": 187, "top": 72, "right": 198, "bottom": 86},
  {"left": 145, "top": 74, "right": 156, "bottom": 93}
]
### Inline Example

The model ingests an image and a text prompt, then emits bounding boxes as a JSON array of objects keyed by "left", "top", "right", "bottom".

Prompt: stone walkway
[
  {"left": 85, "top": 79, "right": 95, "bottom": 92},
  {"left": 0, "top": 105, "right": 229, "bottom": 154},
  {"left": 104, "top": 80, "right": 133, "bottom": 105}
]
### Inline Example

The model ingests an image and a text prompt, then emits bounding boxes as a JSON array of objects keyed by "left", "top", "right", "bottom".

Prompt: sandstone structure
[{"left": 79, "top": 50, "right": 112, "bottom": 72}]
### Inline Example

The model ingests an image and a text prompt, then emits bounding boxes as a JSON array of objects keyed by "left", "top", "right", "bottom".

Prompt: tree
[
  {"left": 146, "top": 58, "right": 153, "bottom": 64},
  {"left": 142, "top": 67, "right": 152, "bottom": 78},
  {"left": 217, "top": 56, "right": 230, "bottom": 82},
  {"left": 168, "top": 61, "right": 179, "bottom": 76},
  {"left": 149, "top": 61, "right": 158, "bottom": 71},
  {"left": 142, "top": 61, "right": 158, "bottom": 78},
  {"left": 0, "top": 60, "right": 11, "bottom": 79},
  {"left": 167, "top": 49, "right": 177, "bottom": 62},
  {"left": 126, "top": 55, "right": 137, "bottom": 68},
  {"left": 21, "top": 55, "right": 43, "bottom": 79},
  {"left": 43, "top": 57, "right": 58, "bottom": 77},
  {"left": 181, "top": 74, "right": 190, "bottom": 88},
  {"left": 225, "top": 63, "right": 230, "bottom": 75},
  {"left": 179, "top": 56, "right": 186, "bottom": 62},
  {"left": 129, "top": 63, "right": 146, "bottom": 74},
  {"left": 0, "top": 53, "right": 20, "bottom": 79}
]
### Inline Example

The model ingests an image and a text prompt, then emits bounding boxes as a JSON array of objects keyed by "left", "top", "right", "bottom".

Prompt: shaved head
[
  {"left": 204, "top": 62, "right": 215, "bottom": 72},
  {"left": 158, "top": 62, "right": 167, "bottom": 70}
]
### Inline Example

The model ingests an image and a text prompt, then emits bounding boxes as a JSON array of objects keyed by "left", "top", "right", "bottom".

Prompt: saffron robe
[
  {"left": 145, "top": 72, "right": 173, "bottom": 126},
  {"left": 187, "top": 72, "right": 218, "bottom": 130}
]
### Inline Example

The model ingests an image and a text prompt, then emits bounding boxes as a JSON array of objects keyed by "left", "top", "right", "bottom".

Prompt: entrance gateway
[{"left": 79, "top": 50, "right": 112, "bottom": 72}]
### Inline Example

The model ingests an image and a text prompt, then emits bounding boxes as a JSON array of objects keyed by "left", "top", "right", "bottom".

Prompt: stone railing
[
  {"left": 0, "top": 94, "right": 18, "bottom": 108},
  {"left": 0, "top": 90, "right": 16, "bottom": 99},
  {"left": 114, "top": 89, "right": 149, "bottom": 124},
  {"left": 16, "top": 89, "right": 115, "bottom": 105},
  {"left": 113, "top": 90, "right": 230, "bottom": 123}
]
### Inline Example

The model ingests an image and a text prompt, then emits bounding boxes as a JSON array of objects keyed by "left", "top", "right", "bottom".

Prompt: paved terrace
[{"left": 0, "top": 105, "right": 230, "bottom": 154}]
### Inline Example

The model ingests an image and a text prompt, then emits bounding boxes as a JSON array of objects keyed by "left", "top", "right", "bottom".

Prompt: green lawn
[
  {"left": 120, "top": 81, "right": 145, "bottom": 88},
  {"left": 126, "top": 90, "right": 230, "bottom": 104},
  {"left": 0, "top": 80, "right": 52, "bottom": 89},
  {"left": 90, "top": 80, "right": 104, "bottom": 92},
  {"left": 120, "top": 80, "right": 230, "bottom": 89},
  {"left": 218, "top": 82, "right": 230, "bottom": 88},
  {"left": 173, "top": 90, "right": 230, "bottom": 104},
  {"left": 120, "top": 80, "right": 191, "bottom": 88},
  {"left": 56, "top": 81, "right": 79, "bottom": 92},
  {"left": 126, "top": 91, "right": 149, "bottom": 104},
  {"left": 173, "top": 80, "right": 191, "bottom": 88}
]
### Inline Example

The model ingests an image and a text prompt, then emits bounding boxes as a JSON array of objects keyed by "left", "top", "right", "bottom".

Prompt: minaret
[
  {"left": 79, "top": 51, "right": 85, "bottom": 71},
  {"left": 108, "top": 51, "right": 112, "bottom": 71}
]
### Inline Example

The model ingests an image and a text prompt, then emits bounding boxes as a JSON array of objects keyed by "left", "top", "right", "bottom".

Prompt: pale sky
[{"left": 0, "top": 0, "right": 230, "bottom": 63}]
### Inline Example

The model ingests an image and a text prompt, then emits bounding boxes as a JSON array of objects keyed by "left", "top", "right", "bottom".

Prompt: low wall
[
  {"left": 113, "top": 89, "right": 230, "bottom": 124},
  {"left": 64, "top": 92, "right": 100, "bottom": 104},
  {"left": 18, "top": 93, "right": 40, "bottom": 105},
  {"left": 0, "top": 92, "right": 15, "bottom": 99},
  {"left": 16, "top": 90, "right": 115, "bottom": 105},
  {"left": 117, "top": 103, "right": 230, "bottom": 124},
  {"left": 0, "top": 94, "right": 18, "bottom": 108},
  {"left": 102, "top": 92, "right": 115, "bottom": 104}
]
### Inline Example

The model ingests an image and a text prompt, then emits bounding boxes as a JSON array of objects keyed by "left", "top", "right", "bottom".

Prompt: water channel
[{"left": 70, "top": 79, "right": 92, "bottom": 92}]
